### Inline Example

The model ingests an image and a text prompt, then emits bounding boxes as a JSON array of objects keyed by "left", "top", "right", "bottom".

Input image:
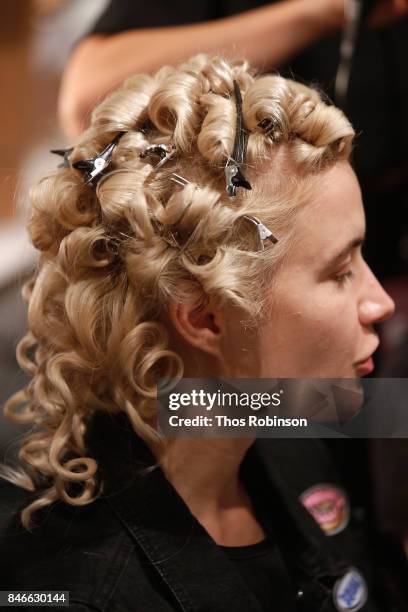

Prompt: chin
[{"left": 344, "top": 371, "right": 360, "bottom": 379}]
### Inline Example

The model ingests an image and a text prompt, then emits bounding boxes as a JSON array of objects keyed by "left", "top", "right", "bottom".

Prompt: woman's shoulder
[{"left": 0, "top": 483, "right": 130, "bottom": 608}]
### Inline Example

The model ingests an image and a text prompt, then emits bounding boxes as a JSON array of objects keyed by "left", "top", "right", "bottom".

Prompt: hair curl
[{"left": 0, "top": 54, "right": 354, "bottom": 529}]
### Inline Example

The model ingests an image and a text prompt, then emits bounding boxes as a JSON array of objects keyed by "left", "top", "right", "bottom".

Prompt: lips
[
  {"left": 355, "top": 339, "right": 379, "bottom": 376},
  {"left": 355, "top": 356, "right": 374, "bottom": 376}
]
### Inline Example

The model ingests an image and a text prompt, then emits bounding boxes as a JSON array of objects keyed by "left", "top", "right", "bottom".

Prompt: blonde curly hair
[{"left": 0, "top": 54, "right": 354, "bottom": 530}]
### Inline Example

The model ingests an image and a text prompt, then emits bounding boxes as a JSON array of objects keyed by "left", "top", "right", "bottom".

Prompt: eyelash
[{"left": 334, "top": 269, "right": 355, "bottom": 286}]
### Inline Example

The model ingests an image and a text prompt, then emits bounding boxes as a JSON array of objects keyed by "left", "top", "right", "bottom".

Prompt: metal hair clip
[
  {"left": 144, "top": 170, "right": 196, "bottom": 260},
  {"left": 258, "top": 118, "right": 280, "bottom": 140},
  {"left": 150, "top": 216, "right": 182, "bottom": 250},
  {"left": 169, "top": 173, "right": 190, "bottom": 188},
  {"left": 72, "top": 131, "right": 125, "bottom": 184},
  {"left": 140, "top": 143, "right": 176, "bottom": 169},
  {"left": 225, "top": 81, "right": 252, "bottom": 198},
  {"left": 50, "top": 147, "right": 74, "bottom": 168},
  {"left": 241, "top": 215, "right": 279, "bottom": 248}
]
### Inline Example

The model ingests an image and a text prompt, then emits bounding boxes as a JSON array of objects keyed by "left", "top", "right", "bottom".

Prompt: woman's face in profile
[{"left": 244, "top": 160, "right": 395, "bottom": 379}]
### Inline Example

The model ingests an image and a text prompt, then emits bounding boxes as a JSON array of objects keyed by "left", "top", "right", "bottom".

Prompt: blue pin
[{"left": 333, "top": 567, "right": 368, "bottom": 611}]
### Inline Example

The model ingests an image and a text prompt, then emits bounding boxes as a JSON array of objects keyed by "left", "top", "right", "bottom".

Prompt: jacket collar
[{"left": 86, "top": 410, "right": 347, "bottom": 611}]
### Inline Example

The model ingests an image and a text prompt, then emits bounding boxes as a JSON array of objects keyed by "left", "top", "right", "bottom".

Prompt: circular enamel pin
[
  {"left": 300, "top": 484, "right": 350, "bottom": 536},
  {"left": 333, "top": 567, "right": 368, "bottom": 611}
]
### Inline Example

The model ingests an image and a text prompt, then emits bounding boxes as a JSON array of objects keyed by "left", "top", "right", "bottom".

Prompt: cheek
[
  {"left": 312, "top": 288, "right": 357, "bottom": 331},
  {"left": 261, "top": 291, "right": 359, "bottom": 375},
  {"left": 299, "top": 293, "right": 359, "bottom": 370}
]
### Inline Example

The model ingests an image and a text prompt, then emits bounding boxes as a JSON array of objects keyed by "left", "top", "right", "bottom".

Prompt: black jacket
[{"left": 1, "top": 410, "right": 407, "bottom": 611}]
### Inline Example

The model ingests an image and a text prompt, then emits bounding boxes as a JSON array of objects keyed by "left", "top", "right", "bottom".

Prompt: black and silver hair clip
[
  {"left": 140, "top": 142, "right": 190, "bottom": 194},
  {"left": 50, "top": 147, "right": 74, "bottom": 168},
  {"left": 139, "top": 143, "right": 176, "bottom": 169},
  {"left": 241, "top": 215, "right": 279, "bottom": 248},
  {"left": 225, "top": 80, "right": 252, "bottom": 198},
  {"left": 72, "top": 131, "right": 125, "bottom": 184},
  {"left": 257, "top": 118, "right": 280, "bottom": 141}
]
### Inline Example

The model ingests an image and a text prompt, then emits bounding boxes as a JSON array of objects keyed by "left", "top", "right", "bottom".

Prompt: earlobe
[{"left": 167, "top": 299, "right": 223, "bottom": 356}]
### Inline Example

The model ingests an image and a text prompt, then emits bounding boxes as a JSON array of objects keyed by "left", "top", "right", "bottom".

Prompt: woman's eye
[{"left": 334, "top": 269, "right": 355, "bottom": 286}]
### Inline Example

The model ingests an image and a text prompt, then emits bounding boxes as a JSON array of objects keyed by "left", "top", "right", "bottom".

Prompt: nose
[{"left": 358, "top": 262, "right": 395, "bottom": 327}]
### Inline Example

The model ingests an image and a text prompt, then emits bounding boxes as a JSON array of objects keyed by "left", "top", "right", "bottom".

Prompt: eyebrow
[{"left": 324, "top": 236, "right": 366, "bottom": 270}]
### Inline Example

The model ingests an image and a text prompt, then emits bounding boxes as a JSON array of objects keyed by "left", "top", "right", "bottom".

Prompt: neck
[{"left": 149, "top": 437, "right": 255, "bottom": 515}]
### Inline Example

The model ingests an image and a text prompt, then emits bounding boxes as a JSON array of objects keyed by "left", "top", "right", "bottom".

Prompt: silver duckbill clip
[{"left": 241, "top": 215, "right": 279, "bottom": 248}]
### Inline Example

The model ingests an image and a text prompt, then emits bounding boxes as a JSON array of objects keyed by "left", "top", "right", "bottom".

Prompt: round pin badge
[
  {"left": 300, "top": 484, "right": 350, "bottom": 536},
  {"left": 333, "top": 567, "right": 368, "bottom": 611}
]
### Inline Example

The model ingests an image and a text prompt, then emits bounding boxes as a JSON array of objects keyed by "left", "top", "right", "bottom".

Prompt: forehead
[{"left": 289, "top": 162, "right": 365, "bottom": 267}]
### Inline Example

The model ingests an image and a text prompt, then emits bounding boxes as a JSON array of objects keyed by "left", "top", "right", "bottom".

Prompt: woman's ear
[{"left": 167, "top": 297, "right": 225, "bottom": 357}]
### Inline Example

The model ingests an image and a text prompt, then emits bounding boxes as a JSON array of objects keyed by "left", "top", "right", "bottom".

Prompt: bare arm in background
[{"left": 58, "top": 0, "right": 408, "bottom": 138}]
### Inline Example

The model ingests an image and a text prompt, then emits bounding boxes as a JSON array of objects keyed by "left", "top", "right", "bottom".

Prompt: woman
[{"left": 0, "top": 55, "right": 405, "bottom": 611}]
